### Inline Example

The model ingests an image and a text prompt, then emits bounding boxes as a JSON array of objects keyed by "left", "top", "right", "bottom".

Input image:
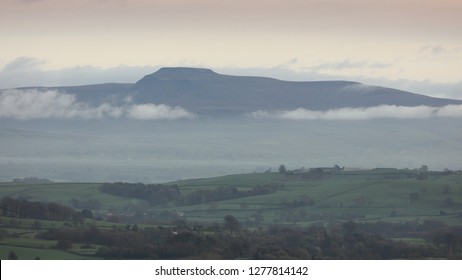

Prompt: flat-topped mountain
[
  {"left": 132, "top": 67, "right": 462, "bottom": 115},
  {"left": 6, "top": 67, "right": 462, "bottom": 116},
  {"left": 142, "top": 67, "right": 218, "bottom": 80}
]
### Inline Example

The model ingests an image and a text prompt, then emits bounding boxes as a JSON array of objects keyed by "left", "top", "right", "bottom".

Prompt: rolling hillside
[
  {"left": 1, "top": 169, "right": 461, "bottom": 227},
  {"left": 2, "top": 169, "right": 461, "bottom": 259}
]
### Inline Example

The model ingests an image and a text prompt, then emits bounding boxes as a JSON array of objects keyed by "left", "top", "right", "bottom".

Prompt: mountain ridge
[
  {"left": 132, "top": 67, "right": 462, "bottom": 115},
  {"left": 4, "top": 67, "right": 462, "bottom": 116}
]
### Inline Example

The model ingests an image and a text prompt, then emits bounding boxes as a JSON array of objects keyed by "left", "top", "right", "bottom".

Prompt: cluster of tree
[
  {"left": 0, "top": 197, "right": 82, "bottom": 222},
  {"left": 34, "top": 217, "right": 458, "bottom": 260},
  {"left": 279, "top": 164, "right": 339, "bottom": 180},
  {"left": 181, "top": 187, "right": 238, "bottom": 205},
  {"left": 100, "top": 182, "right": 180, "bottom": 206},
  {"left": 104, "top": 209, "right": 182, "bottom": 225},
  {"left": 286, "top": 168, "right": 332, "bottom": 180},
  {"left": 367, "top": 167, "right": 458, "bottom": 181},
  {"left": 256, "top": 225, "right": 444, "bottom": 260},
  {"left": 180, "top": 184, "right": 278, "bottom": 205},
  {"left": 101, "top": 182, "right": 280, "bottom": 208},
  {"left": 345, "top": 220, "right": 433, "bottom": 237},
  {"left": 348, "top": 220, "right": 462, "bottom": 256},
  {"left": 427, "top": 226, "right": 462, "bottom": 255},
  {"left": 277, "top": 209, "right": 309, "bottom": 224}
]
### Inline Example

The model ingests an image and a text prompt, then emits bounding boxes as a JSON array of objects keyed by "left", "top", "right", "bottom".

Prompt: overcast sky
[{"left": 1, "top": 0, "right": 461, "bottom": 99}]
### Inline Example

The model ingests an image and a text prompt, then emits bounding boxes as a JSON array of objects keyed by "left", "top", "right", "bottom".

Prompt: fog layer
[{"left": 1, "top": 117, "right": 461, "bottom": 183}]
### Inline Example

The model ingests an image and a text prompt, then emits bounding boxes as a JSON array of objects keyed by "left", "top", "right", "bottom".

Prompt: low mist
[
  {"left": 252, "top": 104, "right": 462, "bottom": 120},
  {"left": 0, "top": 89, "right": 194, "bottom": 120},
  {"left": 1, "top": 117, "right": 461, "bottom": 183}
]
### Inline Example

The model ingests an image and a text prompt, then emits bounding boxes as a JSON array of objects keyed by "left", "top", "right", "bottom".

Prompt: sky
[{"left": 1, "top": 0, "right": 461, "bottom": 99}]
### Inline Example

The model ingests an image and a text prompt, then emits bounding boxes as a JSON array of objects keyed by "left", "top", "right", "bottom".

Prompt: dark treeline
[
  {"left": 69, "top": 198, "right": 102, "bottom": 210},
  {"left": 294, "top": 169, "right": 333, "bottom": 180},
  {"left": 36, "top": 221, "right": 461, "bottom": 259},
  {"left": 100, "top": 182, "right": 181, "bottom": 206},
  {"left": 358, "top": 220, "right": 462, "bottom": 253},
  {"left": 0, "top": 197, "right": 81, "bottom": 222},
  {"left": 350, "top": 220, "right": 451, "bottom": 238},
  {"left": 181, "top": 184, "right": 279, "bottom": 205},
  {"left": 100, "top": 182, "right": 279, "bottom": 206}
]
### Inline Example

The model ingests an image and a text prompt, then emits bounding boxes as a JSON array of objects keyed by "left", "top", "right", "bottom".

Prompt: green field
[
  {"left": 1, "top": 169, "right": 462, "bottom": 259},
  {"left": 1, "top": 170, "right": 462, "bottom": 225}
]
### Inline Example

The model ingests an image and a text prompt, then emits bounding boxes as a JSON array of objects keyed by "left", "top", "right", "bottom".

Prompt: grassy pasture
[
  {"left": 1, "top": 169, "right": 461, "bottom": 259},
  {"left": 158, "top": 170, "right": 462, "bottom": 227},
  {"left": 0, "top": 182, "right": 147, "bottom": 212},
  {"left": 2, "top": 170, "right": 461, "bottom": 226}
]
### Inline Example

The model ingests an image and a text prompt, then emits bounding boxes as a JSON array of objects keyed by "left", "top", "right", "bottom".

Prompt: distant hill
[{"left": 9, "top": 67, "right": 462, "bottom": 116}]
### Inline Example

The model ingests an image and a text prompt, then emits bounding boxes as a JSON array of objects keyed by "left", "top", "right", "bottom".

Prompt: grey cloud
[
  {"left": 251, "top": 105, "right": 462, "bottom": 120},
  {"left": 2, "top": 57, "right": 44, "bottom": 72},
  {"left": 0, "top": 89, "right": 194, "bottom": 120}
]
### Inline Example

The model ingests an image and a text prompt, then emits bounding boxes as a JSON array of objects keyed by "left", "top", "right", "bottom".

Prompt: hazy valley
[
  {"left": 1, "top": 68, "right": 462, "bottom": 183},
  {"left": 1, "top": 68, "right": 462, "bottom": 260},
  {"left": 1, "top": 117, "right": 461, "bottom": 183}
]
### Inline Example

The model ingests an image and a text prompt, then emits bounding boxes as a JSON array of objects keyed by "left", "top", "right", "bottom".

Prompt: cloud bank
[
  {"left": 252, "top": 105, "right": 462, "bottom": 120},
  {"left": 1, "top": 89, "right": 461, "bottom": 121},
  {"left": 0, "top": 89, "right": 194, "bottom": 120},
  {"left": 126, "top": 103, "right": 195, "bottom": 120}
]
